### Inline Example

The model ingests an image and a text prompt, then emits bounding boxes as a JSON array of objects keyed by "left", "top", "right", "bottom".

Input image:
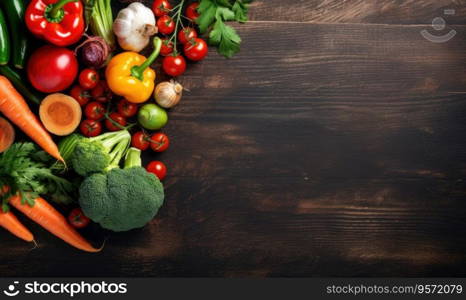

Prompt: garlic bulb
[
  {"left": 154, "top": 80, "right": 183, "bottom": 108},
  {"left": 113, "top": 2, "right": 157, "bottom": 52}
]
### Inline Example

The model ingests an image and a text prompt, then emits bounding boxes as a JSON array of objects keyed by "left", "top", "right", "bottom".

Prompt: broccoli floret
[
  {"left": 70, "top": 130, "right": 131, "bottom": 177},
  {"left": 79, "top": 147, "right": 164, "bottom": 232}
]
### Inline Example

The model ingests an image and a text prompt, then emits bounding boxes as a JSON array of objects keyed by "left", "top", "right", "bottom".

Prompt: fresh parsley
[
  {"left": 0, "top": 143, "right": 75, "bottom": 212},
  {"left": 197, "top": 0, "right": 253, "bottom": 58}
]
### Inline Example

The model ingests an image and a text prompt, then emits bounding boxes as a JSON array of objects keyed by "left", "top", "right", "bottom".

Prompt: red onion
[{"left": 75, "top": 35, "right": 111, "bottom": 69}]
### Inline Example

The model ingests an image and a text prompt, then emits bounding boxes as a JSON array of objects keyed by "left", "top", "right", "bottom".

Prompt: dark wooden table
[{"left": 2, "top": 0, "right": 466, "bottom": 277}]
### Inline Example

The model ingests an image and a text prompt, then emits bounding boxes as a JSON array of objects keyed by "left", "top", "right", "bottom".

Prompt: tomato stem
[
  {"left": 167, "top": 0, "right": 186, "bottom": 55},
  {"left": 104, "top": 112, "right": 136, "bottom": 130}
]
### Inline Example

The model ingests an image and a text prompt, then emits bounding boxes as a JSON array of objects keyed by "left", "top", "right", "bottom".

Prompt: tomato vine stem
[{"left": 167, "top": 0, "right": 186, "bottom": 55}]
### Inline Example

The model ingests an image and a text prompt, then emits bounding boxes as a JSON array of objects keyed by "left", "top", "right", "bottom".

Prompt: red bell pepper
[{"left": 25, "top": 0, "right": 85, "bottom": 47}]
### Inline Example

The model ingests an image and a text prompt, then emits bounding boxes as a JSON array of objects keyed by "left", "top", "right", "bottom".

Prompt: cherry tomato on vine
[
  {"left": 132, "top": 131, "right": 151, "bottom": 151},
  {"left": 150, "top": 132, "right": 170, "bottom": 152},
  {"left": 162, "top": 55, "right": 186, "bottom": 77},
  {"left": 68, "top": 208, "right": 91, "bottom": 229},
  {"left": 91, "top": 80, "right": 112, "bottom": 102},
  {"left": 185, "top": 2, "right": 200, "bottom": 21},
  {"left": 78, "top": 68, "right": 99, "bottom": 90},
  {"left": 105, "top": 112, "right": 127, "bottom": 131},
  {"left": 146, "top": 161, "right": 167, "bottom": 180},
  {"left": 184, "top": 38, "right": 208, "bottom": 61},
  {"left": 80, "top": 119, "right": 102, "bottom": 137},
  {"left": 157, "top": 15, "right": 175, "bottom": 35},
  {"left": 152, "top": 0, "right": 172, "bottom": 17},
  {"left": 160, "top": 38, "right": 174, "bottom": 56},
  {"left": 70, "top": 84, "right": 91, "bottom": 106},
  {"left": 84, "top": 101, "right": 105, "bottom": 120},
  {"left": 117, "top": 99, "right": 138, "bottom": 117},
  {"left": 178, "top": 27, "right": 197, "bottom": 44}
]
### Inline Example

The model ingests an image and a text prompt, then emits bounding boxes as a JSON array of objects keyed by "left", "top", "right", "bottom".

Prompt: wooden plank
[
  {"left": 249, "top": 0, "right": 466, "bottom": 24},
  {"left": 139, "top": 21, "right": 466, "bottom": 276},
  {"left": 2, "top": 21, "right": 466, "bottom": 276}
]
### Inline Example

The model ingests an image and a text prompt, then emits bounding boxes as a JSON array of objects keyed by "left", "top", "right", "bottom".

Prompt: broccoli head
[
  {"left": 79, "top": 147, "right": 164, "bottom": 232},
  {"left": 70, "top": 130, "right": 131, "bottom": 177}
]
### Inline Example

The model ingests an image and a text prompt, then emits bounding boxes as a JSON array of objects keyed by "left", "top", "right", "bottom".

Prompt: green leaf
[
  {"left": 209, "top": 19, "right": 224, "bottom": 45},
  {"left": 198, "top": 0, "right": 253, "bottom": 57},
  {"left": 215, "top": 0, "right": 233, "bottom": 7},
  {"left": 209, "top": 20, "right": 242, "bottom": 58},
  {"left": 232, "top": 1, "right": 249, "bottom": 22},
  {"left": 0, "top": 142, "right": 76, "bottom": 209},
  {"left": 197, "top": 0, "right": 217, "bottom": 33},
  {"left": 216, "top": 7, "right": 235, "bottom": 21}
]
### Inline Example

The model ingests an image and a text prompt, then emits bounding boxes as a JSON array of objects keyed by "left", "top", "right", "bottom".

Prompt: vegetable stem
[
  {"left": 49, "top": 0, "right": 77, "bottom": 20},
  {"left": 124, "top": 147, "right": 142, "bottom": 169},
  {"left": 130, "top": 37, "right": 162, "bottom": 81},
  {"left": 168, "top": 0, "right": 186, "bottom": 54},
  {"left": 87, "top": 0, "right": 115, "bottom": 48}
]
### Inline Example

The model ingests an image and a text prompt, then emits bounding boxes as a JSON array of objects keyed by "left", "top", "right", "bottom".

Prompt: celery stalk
[{"left": 85, "top": 0, "right": 115, "bottom": 48}]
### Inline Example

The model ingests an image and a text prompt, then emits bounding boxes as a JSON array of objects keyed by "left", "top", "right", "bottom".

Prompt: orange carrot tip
[{"left": 9, "top": 196, "right": 101, "bottom": 253}]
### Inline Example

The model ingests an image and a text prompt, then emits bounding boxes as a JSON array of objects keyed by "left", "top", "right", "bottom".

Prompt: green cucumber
[
  {"left": 0, "top": 9, "right": 10, "bottom": 65},
  {"left": 0, "top": 65, "right": 43, "bottom": 105},
  {"left": 1, "top": 0, "right": 29, "bottom": 69}
]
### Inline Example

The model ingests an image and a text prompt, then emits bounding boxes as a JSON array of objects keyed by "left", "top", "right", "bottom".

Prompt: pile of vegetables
[{"left": 0, "top": 0, "right": 253, "bottom": 252}]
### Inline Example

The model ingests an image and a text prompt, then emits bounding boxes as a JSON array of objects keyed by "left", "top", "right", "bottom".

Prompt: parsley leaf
[
  {"left": 210, "top": 19, "right": 241, "bottom": 58},
  {"left": 0, "top": 143, "right": 75, "bottom": 211},
  {"left": 232, "top": 0, "right": 251, "bottom": 22},
  {"left": 197, "top": 0, "right": 253, "bottom": 58},
  {"left": 197, "top": 0, "right": 217, "bottom": 34},
  {"left": 216, "top": 7, "right": 235, "bottom": 21}
]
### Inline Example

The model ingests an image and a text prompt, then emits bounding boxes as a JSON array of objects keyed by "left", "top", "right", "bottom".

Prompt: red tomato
[
  {"left": 150, "top": 132, "right": 170, "bottom": 152},
  {"left": 91, "top": 81, "right": 112, "bottom": 102},
  {"left": 117, "top": 99, "right": 138, "bottom": 117},
  {"left": 160, "top": 38, "right": 174, "bottom": 56},
  {"left": 80, "top": 119, "right": 102, "bottom": 137},
  {"left": 162, "top": 55, "right": 186, "bottom": 77},
  {"left": 27, "top": 45, "right": 78, "bottom": 93},
  {"left": 185, "top": 2, "right": 200, "bottom": 21},
  {"left": 178, "top": 27, "right": 198, "bottom": 44},
  {"left": 146, "top": 161, "right": 167, "bottom": 180},
  {"left": 84, "top": 101, "right": 105, "bottom": 120},
  {"left": 68, "top": 208, "right": 91, "bottom": 229},
  {"left": 184, "top": 38, "right": 208, "bottom": 61},
  {"left": 70, "top": 85, "right": 91, "bottom": 106},
  {"left": 79, "top": 69, "right": 100, "bottom": 90},
  {"left": 132, "top": 131, "right": 151, "bottom": 151},
  {"left": 105, "top": 112, "right": 127, "bottom": 131},
  {"left": 157, "top": 15, "right": 175, "bottom": 35},
  {"left": 152, "top": 0, "right": 172, "bottom": 17}
]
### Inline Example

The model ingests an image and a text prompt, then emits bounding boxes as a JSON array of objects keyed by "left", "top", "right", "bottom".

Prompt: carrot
[
  {"left": 0, "top": 117, "right": 14, "bottom": 153},
  {"left": 9, "top": 195, "right": 101, "bottom": 253},
  {"left": 0, "top": 209, "right": 34, "bottom": 242},
  {"left": 0, "top": 76, "right": 63, "bottom": 161}
]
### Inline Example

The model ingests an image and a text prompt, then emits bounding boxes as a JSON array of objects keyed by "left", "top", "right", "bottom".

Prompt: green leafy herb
[
  {"left": 197, "top": 0, "right": 253, "bottom": 58},
  {"left": 0, "top": 143, "right": 75, "bottom": 212}
]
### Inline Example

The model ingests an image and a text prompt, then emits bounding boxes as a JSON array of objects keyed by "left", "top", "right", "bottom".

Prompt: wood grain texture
[
  {"left": 250, "top": 0, "right": 466, "bottom": 24},
  {"left": 1, "top": 1, "right": 466, "bottom": 277}
]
